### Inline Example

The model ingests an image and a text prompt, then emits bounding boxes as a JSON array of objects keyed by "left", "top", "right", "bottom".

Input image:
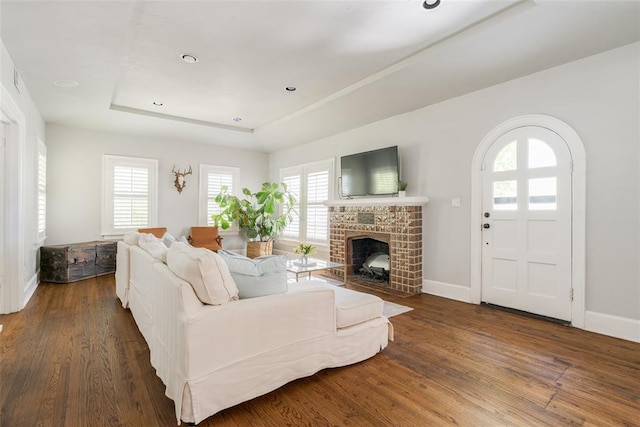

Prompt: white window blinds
[
  {"left": 113, "top": 165, "right": 150, "bottom": 228},
  {"left": 306, "top": 171, "right": 329, "bottom": 241},
  {"left": 37, "top": 141, "right": 46, "bottom": 241},
  {"left": 282, "top": 174, "right": 301, "bottom": 238},
  {"left": 280, "top": 159, "right": 333, "bottom": 244},
  {"left": 199, "top": 165, "right": 239, "bottom": 227},
  {"left": 102, "top": 155, "right": 157, "bottom": 236}
]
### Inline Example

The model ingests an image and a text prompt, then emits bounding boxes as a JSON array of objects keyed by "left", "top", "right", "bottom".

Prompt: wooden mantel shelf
[{"left": 325, "top": 196, "right": 429, "bottom": 207}]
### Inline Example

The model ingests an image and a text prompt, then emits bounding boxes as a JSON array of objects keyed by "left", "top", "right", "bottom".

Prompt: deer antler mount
[{"left": 172, "top": 165, "right": 192, "bottom": 194}]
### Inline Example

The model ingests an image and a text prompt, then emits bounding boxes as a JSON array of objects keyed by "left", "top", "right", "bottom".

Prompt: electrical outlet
[{"left": 451, "top": 197, "right": 461, "bottom": 208}]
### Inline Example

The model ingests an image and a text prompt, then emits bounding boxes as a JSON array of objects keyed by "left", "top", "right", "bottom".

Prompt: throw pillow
[
  {"left": 167, "top": 242, "right": 239, "bottom": 305},
  {"left": 217, "top": 250, "right": 288, "bottom": 299},
  {"left": 162, "top": 231, "right": 177, "bottom": 248},
  {"left": 138, "top": 233, "right": 169, "bottom": 263},
  {"left": 123, "top": 231, "right": 140, "bottom": 246}
]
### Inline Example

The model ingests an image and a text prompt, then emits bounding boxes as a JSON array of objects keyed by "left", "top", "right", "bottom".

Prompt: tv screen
[{"left": 341, "top": 146, "right": 399, "bottom": 197}]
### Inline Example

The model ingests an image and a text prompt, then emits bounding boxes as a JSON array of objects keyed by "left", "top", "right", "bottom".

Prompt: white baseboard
[
  {"left": 422, "top": 279, "right": 471, "bottom": 303},
  {"left": 584, "top": 311, "right": 640, "bottom": 343},
  {"left": 23, "top": 272, "right": 39, "bottom": 308}
]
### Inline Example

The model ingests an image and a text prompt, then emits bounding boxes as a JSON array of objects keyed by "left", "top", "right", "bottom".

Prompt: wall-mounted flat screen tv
[{"left": 340, "top": 146, "right": 399, "bottom": 197}]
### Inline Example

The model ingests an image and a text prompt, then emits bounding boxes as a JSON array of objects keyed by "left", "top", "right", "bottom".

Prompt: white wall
[
  {"left": 269, "top": 43, "right": 640, "bottom": 325},
  {"left": 1, "top": 38, "right": 46, "bottom": 309},
  {"left": 45, "top": 124, "right": 268, "bottom": 252}
]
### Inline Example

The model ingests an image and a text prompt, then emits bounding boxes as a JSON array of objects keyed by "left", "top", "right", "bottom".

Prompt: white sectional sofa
[{"left": 115, "top": 238, "right": 393, "bottom": 425}]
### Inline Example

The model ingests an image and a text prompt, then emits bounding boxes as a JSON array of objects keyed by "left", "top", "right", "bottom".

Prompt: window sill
[{"left": 101, "top": 233, "right": 125, "bottom": 241}]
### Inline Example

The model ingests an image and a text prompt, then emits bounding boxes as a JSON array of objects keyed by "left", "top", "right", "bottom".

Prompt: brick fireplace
[{"left": 328, "top": 199, "right": 427, "bottom": 295}]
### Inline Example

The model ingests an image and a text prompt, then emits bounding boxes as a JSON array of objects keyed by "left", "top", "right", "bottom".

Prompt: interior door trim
[
  {"left": 470, "top": 114, "right": 586, "bottom": 328},
  {"left": 0, "top": 83, "right": 26, "bottom": 314}
]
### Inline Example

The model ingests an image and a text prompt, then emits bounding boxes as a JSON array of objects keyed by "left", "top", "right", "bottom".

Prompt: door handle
[{"left": 483, "top": 223, "right": 490, "bottom": 229}]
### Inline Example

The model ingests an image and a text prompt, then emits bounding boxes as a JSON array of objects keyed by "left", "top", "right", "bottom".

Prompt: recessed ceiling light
[
  {"left": 285, "top": 86, "right": 297, "bottom": 92},
  {"left": 54, "top": 80, "right": 78, "bottom": 87},
  {"left": 181, "top": 53, "right": 199, "bottom": 64},
  {"left": 232, "top": 117, "right": 242, "bottom": 122},
  {"left": 152, "top": 101, "right": 163, "bottom": 106},
  {"left": 422, "top": 0, "right": 441, "bottom": 9}
]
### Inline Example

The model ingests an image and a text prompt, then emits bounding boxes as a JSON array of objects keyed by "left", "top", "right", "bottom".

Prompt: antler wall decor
[{"left": 172, "top": 165, "right": 192, "bottom": 194}]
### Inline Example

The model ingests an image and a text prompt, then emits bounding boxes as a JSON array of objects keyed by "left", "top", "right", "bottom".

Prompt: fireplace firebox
[{"left": 350, "top": 237, "right": 390, "bottom": 285}]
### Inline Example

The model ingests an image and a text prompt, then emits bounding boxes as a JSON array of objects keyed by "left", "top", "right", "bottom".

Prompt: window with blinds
[
  {"left": 282, "top": 174, "right": 301, "bottom": 238},
  {"left": 199, "top": 165, "right": 239, "bottom": 228},
  {"left": 306, "top": 171, "right": 329, "bottom": 241},
  {"left": 280, "top": 159, "right": 333, "bottom": 243},
  {"left": 113, "top": 165, "right": 150, "bottom": 228},
  {"left": 102, "top": 155, "right": 157, "bottom": 236},
  {"left": 37, "top": 141, "right": 47, "bottom": 242}
]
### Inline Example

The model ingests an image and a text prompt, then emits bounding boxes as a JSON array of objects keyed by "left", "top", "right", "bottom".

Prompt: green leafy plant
[
  {"left": 293, "top": 242, "right": 315, "bottom": 256},
  {"left": 398, "top": 181, "right": 408, "bottom": 191},
  {"left": 211, "top": 182, "right": 297, "bottom": 242}
]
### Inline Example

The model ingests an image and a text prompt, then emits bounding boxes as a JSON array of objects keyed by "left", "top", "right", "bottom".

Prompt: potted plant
[
  {"left": 397, "top": 181, "right": 408, "bottom": 197},
  {"left": 211, "top": 182, "right": 297, "bottom": 257}
]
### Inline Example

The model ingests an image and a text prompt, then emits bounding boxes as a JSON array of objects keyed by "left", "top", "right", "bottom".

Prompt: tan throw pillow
[
  {"left": 138, "top": 233, "right": 169, "bottom": 263},
  {"left": 166, "top": 242, "right": 239, "bottom": 305}
]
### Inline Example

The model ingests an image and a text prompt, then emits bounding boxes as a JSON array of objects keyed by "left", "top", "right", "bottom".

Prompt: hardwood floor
[{"left": 1, "top": 275, "right": 639, "bottom": 426}]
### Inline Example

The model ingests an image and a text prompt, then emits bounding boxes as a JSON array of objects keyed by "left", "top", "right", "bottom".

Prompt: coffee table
[{"left": 286, "top": 258, "right": 347, "bottom": 284}]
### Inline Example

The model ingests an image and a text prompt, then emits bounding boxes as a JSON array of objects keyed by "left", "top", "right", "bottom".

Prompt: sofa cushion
[
  {"left": 332, "top": 285, "right": 384, "bottom": 328},
  {"left": 217, "top": 250, "right": 287, "bottom": 299},
  {"left": 138, "top": 233, "right": 169, "bottom": 263},
  {"left": 167, "top": 242, "right": 239, "bottom": 305}
]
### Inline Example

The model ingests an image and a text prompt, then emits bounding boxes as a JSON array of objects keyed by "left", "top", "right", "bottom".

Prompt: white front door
[{"left": 481, "top": 126, "right": 572, "bottom": 321}]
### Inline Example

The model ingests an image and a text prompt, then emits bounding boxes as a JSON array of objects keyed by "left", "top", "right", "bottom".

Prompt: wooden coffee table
[{"left": 286, "top": 258, "right": 347, "bottom": 284}]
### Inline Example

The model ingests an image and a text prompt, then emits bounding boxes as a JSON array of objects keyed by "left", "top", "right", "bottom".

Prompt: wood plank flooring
[{"left": 1, "top": 275, "right": 639, "bottom": 426}]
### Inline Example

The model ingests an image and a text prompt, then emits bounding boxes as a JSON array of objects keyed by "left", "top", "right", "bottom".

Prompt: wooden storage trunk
[{"left": 40, "top": 241, "right": 117, "bottom": 283}]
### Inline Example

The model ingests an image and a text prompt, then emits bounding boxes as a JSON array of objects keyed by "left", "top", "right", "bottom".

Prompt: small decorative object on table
[{"left": 293, "top": 242, "right": 316, "bottom": 267}]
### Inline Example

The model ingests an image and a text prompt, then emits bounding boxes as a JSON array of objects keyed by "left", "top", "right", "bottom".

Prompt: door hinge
[
  {"left": 570, "top": 287, "right": 574, "bottom": 301},
  {"left": 569, "top": 161, "right": 574, "bottom": 173}
]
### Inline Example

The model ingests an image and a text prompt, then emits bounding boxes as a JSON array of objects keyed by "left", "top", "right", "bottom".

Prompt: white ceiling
[{"left": 1, "top": 0, "right": 639, "bottom": 153}]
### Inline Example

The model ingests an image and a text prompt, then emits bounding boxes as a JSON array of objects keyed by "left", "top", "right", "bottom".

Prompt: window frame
[
  {"left": 280, "top": 158, "right": 334, "bottom": 245},
  {"left": 198, "top": 164, "right": 240, "bottom": 231},
  {"left": 101, "top": 155, "right": 158, "bottom": 238}
]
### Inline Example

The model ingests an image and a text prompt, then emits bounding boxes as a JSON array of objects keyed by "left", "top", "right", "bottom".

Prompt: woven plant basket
[{"left": 246, "top": 240, "right": 273, "bottom": 258}]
